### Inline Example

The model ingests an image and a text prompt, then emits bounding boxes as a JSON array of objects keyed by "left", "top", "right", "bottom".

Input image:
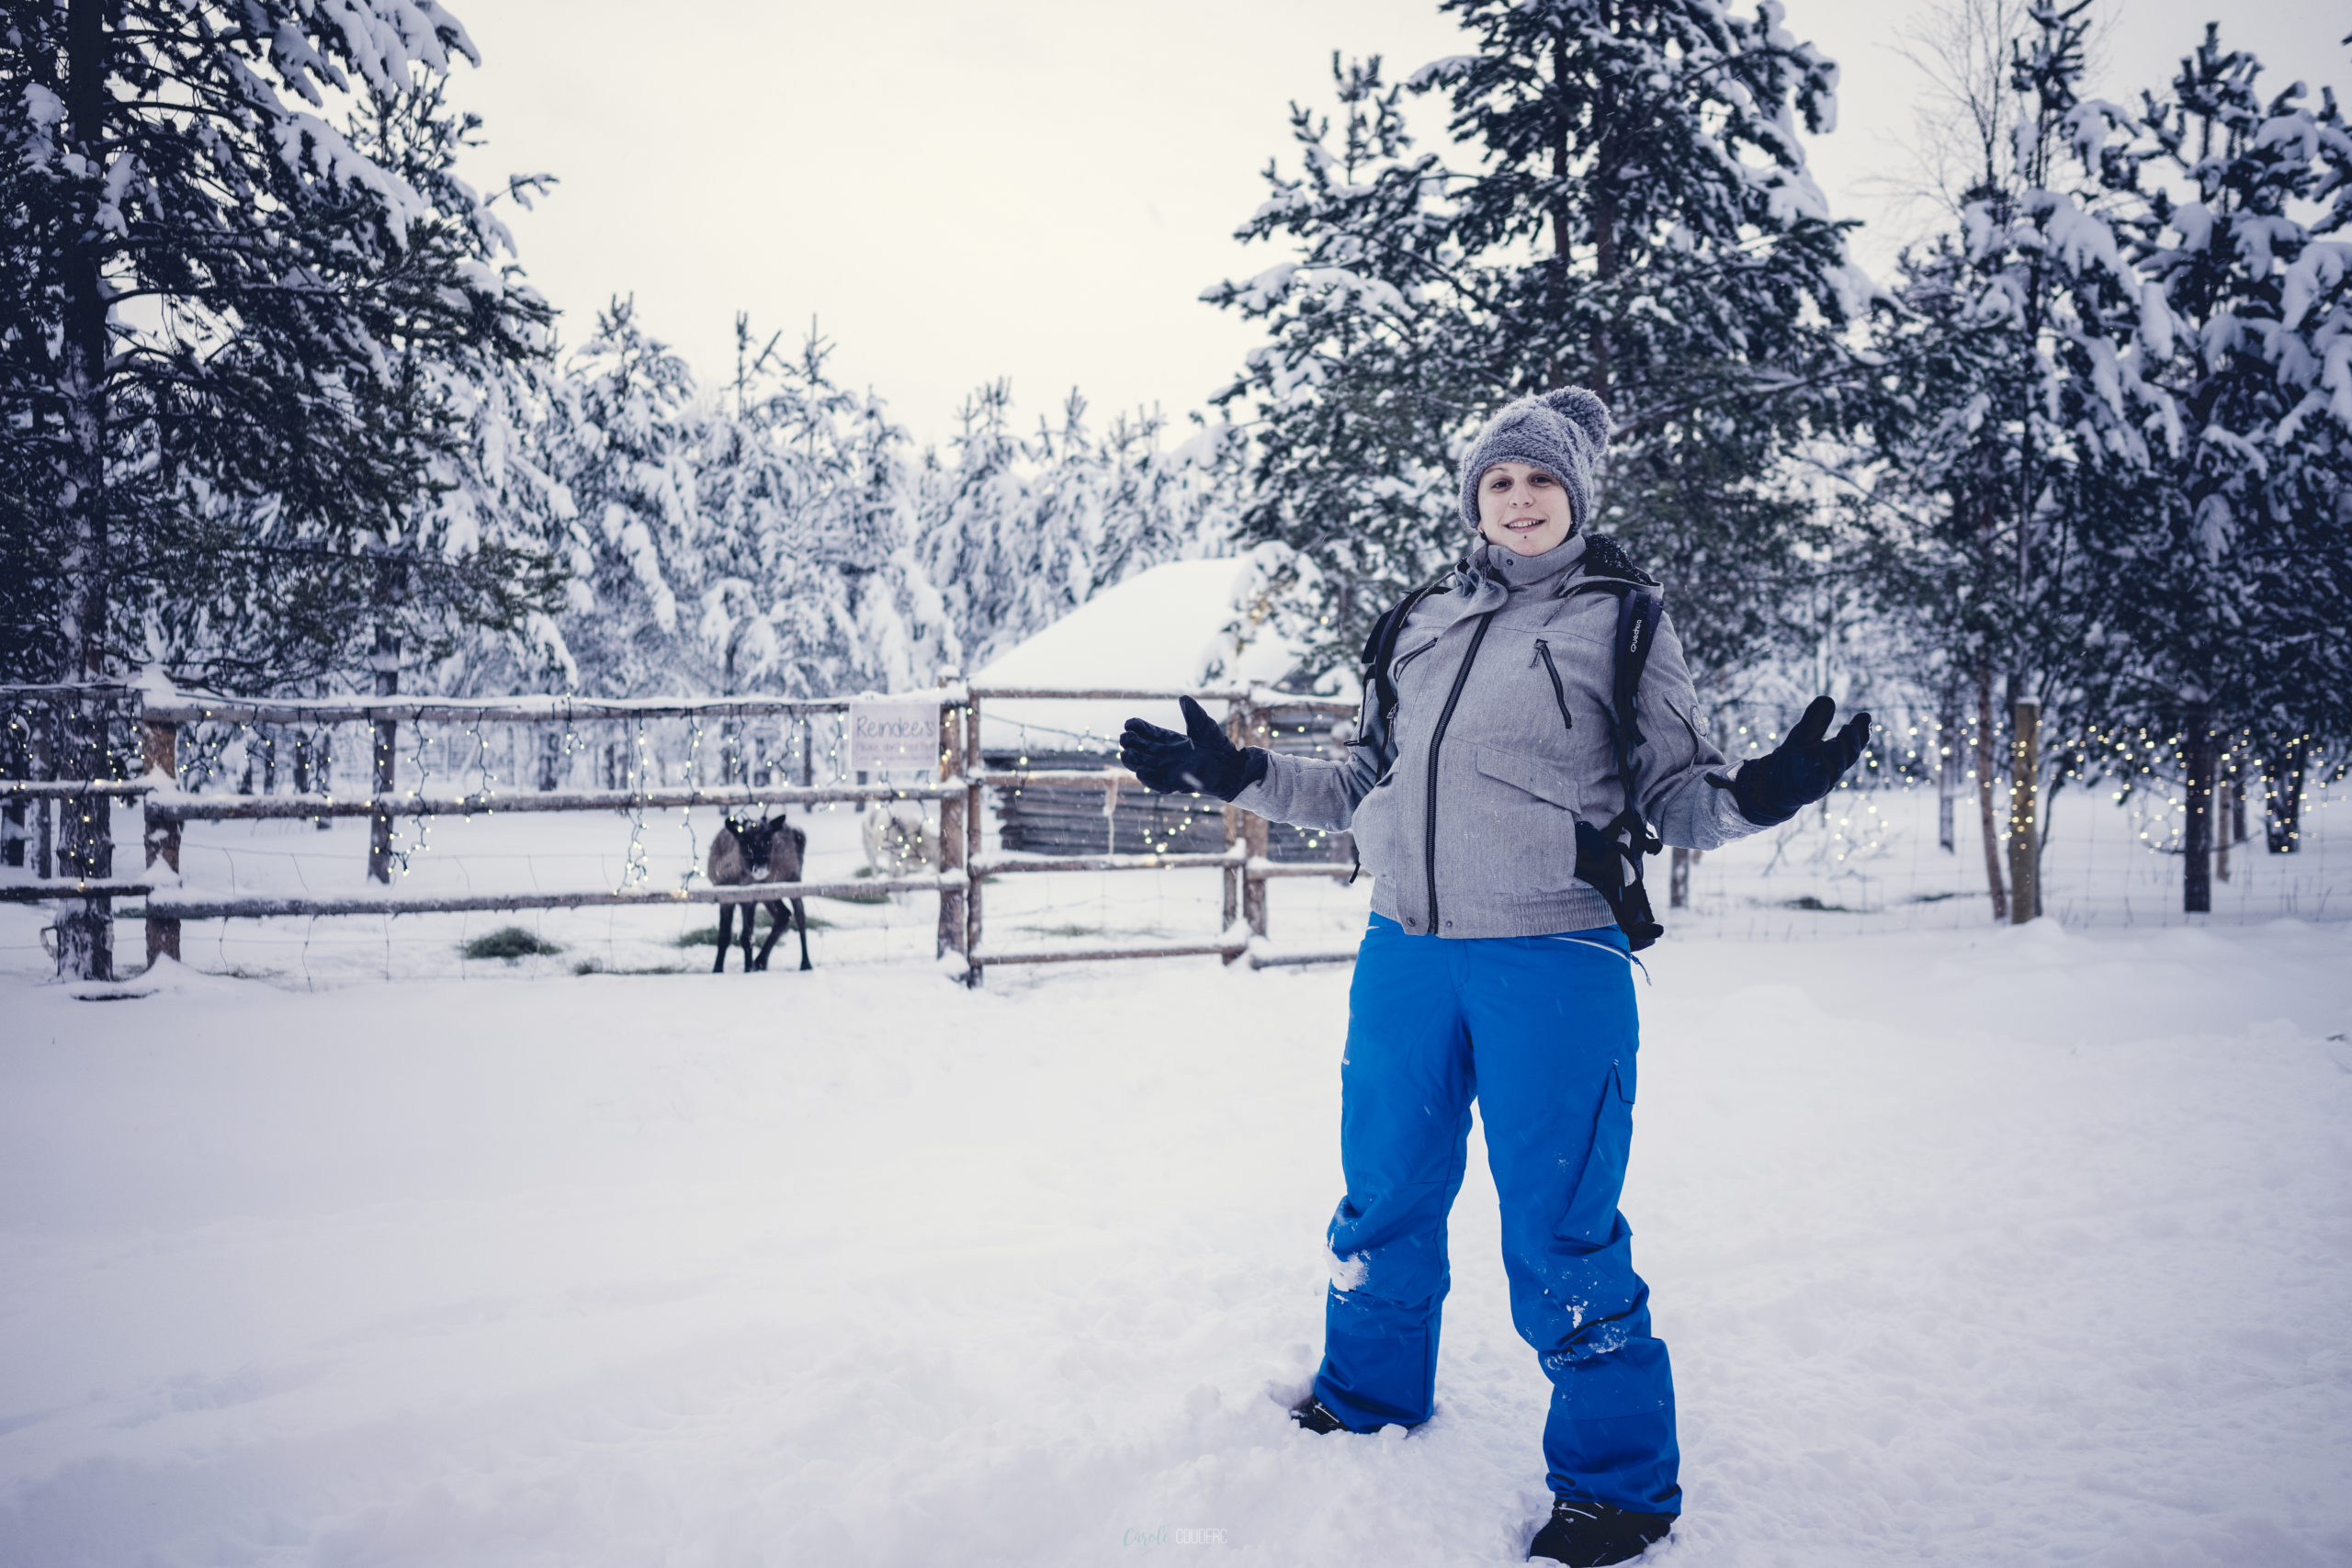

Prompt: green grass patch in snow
[
  {"left": 672, "top": 910, "right": 831, "bottom": 948},
  {"left": 459, "top": 926, "right": 565, "bottom": 962}
]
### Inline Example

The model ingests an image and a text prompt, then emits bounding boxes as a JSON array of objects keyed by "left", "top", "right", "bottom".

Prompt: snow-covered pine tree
[
  {"left": 414, "top": 351, "right": 586, "bottom": 698},
  {"left": 0, "top": 3, "right": 559, "bottom": 688},
  {"left": 1213, "top": 5, "right": 1871, "bottom": 688},
  {"left": 916, "top": 381, "right": 1039, "bottom": 666},
  {"left": 572, "top": 313, "right": 956, "bottom": 702},
  {"left": 0, "top": 0, "right": 553, "bottom": 976},
  {"left": 697, "top": 317, "right": 833, "bottom": 696},
  {"left": 2082, "top": 26, "right": 2352, "bottom": 897},
  {"left": 1205, "top": 56, "right": 1486, "bottom": 675},
  {"left": 1436, "top": 0, "right": 1875, "bottom": 707},
  {"left": 545, "top": 300, "right": 713, "bottom": 696},
  {"left": 1853, "top": 0, "right": 2154, "bottom": 919},
  {"left": 178, "top": 76, "right": 572, "bottom": 703},
  {"left": 343, "top": 78, "right": 573, "bottom": 700},
  {"left": 831, "top": 389, "right": 961, "bottom": 696},
  {"left": 915, "top": 386, "right": 1225, "bottom": 667}
]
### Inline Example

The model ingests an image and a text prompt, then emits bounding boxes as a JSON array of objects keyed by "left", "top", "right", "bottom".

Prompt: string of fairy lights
[{"left": 2, "top": 685, "right": 2343, "bottom": 982}]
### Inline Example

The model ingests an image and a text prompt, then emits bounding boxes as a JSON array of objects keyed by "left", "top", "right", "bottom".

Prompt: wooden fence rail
[
  {"left": 144, "top": 781, "right": 965, "bottom": 822},
  {"left": 0, "top": 780, "right": 156, "bottom": 799},
  {"left": 4, "top": 677, "right": 1366, "bottom": 983}
]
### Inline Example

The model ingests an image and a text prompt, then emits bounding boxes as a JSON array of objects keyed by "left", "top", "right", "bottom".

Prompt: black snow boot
[
  {"left": 1288, "top": 1394, "right": 1347, "bottom": 1434},
  {"left": 1525, "top": 1497, "right": 1674, "bottom": 1565}
]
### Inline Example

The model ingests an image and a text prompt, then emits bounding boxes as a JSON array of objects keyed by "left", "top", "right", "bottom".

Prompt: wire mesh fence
[{"left": 2, "top": 682, "right": 2343, "bottom": 988}]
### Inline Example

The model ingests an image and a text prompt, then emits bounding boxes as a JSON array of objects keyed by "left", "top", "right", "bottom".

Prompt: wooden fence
[{"left": 2, "top": 678, "right": 1363, "bottom": 984}]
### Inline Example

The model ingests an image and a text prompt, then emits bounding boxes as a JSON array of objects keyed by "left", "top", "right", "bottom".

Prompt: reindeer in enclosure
[
  {"left": 861, "top": 801, "right": 938, "bottom": 874},
  {"left": 707, "top": 815, "right": 811, "bottom": 973}
]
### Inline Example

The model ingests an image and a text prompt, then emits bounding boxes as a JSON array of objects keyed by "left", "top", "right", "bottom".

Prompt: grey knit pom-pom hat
[{"left": 1456, "top": 386, "right": 1612, "bottom": 533}]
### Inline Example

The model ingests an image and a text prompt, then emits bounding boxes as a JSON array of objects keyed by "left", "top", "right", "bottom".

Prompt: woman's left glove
[
  {"left": 1119, "top": 696, "right": 1269, "bottom": 801},
  {"left": 1723, "top": 695, "right": 1871, "bottom": 826}
]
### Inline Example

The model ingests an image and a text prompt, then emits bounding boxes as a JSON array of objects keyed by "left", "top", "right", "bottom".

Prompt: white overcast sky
[{"left": 447, "top": 0, "right": 2348, "bottom": 447}]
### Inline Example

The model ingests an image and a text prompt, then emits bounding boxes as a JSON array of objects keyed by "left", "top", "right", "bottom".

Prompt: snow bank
[{"left": 2, "top": 924, "right": 2347, "bottom": 1563}]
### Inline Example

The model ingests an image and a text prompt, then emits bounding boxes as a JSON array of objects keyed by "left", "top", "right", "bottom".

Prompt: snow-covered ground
[{"left": 3, "top": 916, "right": 2348, "bottom": 1565}]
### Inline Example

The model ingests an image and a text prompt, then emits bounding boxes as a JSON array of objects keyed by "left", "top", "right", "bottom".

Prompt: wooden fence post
[
  {"left": 936, "top": 672, "right": 967, "bottom": 964},
  {"left": 368, "top": 553, "right": 401, "bottom": 884},
  {"left": 0, "top": 707, "right": 26, "bottom": 870},
  {"left": 142, "top": 714, "right": 181, "bottom": 966},
  {"left": 1936, "top": 694, "right": 1960, "bottom": 852},
  {"left": 51, "top": 690, "right": 116, "bottom": 981},
  {"left": 2007, "top": 697, "right": 2040, "bottom": 923},
  {"left": 2265, "top": 736, "right": 2304, "bottom": 854},
  {"left": 964, "top": 694, "right": 984, "bottom": 987},
  {"left": 1240, "top": 698, "right": 1270, "bottom": 943},
  {"left": 2228, "top": 746, "right": 2248, "bottom": 845},
  {"left": 368, "top": 711, "right": 398, "bottom": 883},
  {"left": 31, "top": 700, "right": 53, "bottom": 879},
  {"left": 1221, "top": 705, "right": 1245, "bottom": 963},
  {"left": 2214, "top": 769, "right": 2233, "bottom": 884},
  {"left": 1221, "top": 802, "right": 1242, "bottom": 962}
]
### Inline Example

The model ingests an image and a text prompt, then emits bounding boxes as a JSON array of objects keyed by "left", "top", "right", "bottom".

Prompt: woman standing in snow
[{"left": 1120, "top": 389, "right": 1867, "bottom": 1566}]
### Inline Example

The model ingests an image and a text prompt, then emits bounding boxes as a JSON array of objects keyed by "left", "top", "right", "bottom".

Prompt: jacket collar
[{"left": 1453, "top": 527, "right": 1588, "bottom": 612}]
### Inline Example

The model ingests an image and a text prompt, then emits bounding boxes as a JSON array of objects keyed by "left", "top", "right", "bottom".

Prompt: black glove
[
  {"left": 1118, "top": 696, "right": 1269, "bottom": 801},
  {"left": 1726, "top": 696, "right": 1871, "bottom": 827}
]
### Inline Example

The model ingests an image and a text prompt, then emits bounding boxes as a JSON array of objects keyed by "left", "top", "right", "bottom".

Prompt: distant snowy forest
[{"left": 5, "top": 0, "right": 2350, "bottom": 879}]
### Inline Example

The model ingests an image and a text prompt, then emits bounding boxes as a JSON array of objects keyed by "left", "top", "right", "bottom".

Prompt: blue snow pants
[{"left": 1311, "top": 912, "right": 1679, "bottom": 1515}]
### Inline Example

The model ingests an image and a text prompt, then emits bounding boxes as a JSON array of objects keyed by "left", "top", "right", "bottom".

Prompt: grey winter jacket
[{"left": 1229, "top": 532, "right": 1760, "bottom": 939}]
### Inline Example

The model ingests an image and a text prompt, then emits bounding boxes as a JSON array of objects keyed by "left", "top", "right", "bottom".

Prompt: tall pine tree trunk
[
  {"left": 52, "top": 0, "right": 114, "bottom": 981},
  {"left": 1974, "top": 667, "right": 2008, "bottom": 921},
  {"left": 2182, "top": 700, "right": 2213, "bottom": 913},
  {"left": 1669, "top": 846, "right": 1699, "bottom": 908},
  {"left": 1584, "top": 23, "right": 1618, "bottom": 406},
  {"left": 2007, "top": 694, "right": 2041, "bottom": 922}
]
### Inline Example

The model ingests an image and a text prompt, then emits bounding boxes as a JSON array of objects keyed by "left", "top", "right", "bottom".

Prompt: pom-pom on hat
[{"left": 1456, "top": 386, "right": 1612, "bottom": 533}]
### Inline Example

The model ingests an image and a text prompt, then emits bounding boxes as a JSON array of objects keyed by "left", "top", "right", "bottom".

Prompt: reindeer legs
[
  {"left": 752, "top": 899, "right": 786, "bottom": 970},
  {"left": 712, "top": 902, "right": 735, "bottom": 973},
  {"left": 792, "top": 897, "right": 811, "bottom": 971}
]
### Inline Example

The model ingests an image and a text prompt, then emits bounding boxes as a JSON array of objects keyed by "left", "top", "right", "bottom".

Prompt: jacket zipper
[
  {"left": 1422, "top": 611, "right": 1496, "bottom": 934},
  {"left": 1533, "top": 639, "right": 1574, "bottom": 735}
]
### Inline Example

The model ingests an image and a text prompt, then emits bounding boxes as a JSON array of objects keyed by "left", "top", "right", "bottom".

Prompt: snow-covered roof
[{"left": 971, "top": 556, "right": 1301, "bottom": 758}]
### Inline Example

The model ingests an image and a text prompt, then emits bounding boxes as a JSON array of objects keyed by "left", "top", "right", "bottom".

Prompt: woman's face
[{"left": 1476, "top": 462, "right": 1575, "bottom": 556}]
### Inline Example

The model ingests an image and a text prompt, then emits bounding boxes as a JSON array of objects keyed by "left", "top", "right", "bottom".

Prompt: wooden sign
[{"left": 847, "top": 699, "right": 941, "bottom": 775}]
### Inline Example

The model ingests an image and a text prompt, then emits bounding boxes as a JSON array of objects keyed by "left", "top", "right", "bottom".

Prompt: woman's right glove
[
  {"left": 1721, "top": 695, "right": 1871, "bottom": 827},
  {"left": 1118, "top": 696, "right": 1268, "bottom": 801}
]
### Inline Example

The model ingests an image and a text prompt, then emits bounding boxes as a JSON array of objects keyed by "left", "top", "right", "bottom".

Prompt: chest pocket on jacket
[{"left": 1389, "top": 635, "right": 1442, "bottom": 689}]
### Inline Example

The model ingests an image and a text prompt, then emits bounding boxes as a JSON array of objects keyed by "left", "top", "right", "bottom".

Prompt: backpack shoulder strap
[
  {"left": 1572, "top": 585, "right": 1668, "bottom": 952},
  {"left": 1361, "top": 566, "right": 1458, "bottom": 729},
  {"left": 1611, "top": 589, "right": 1662, "bottom": 764},
  {"left": 1554, "top": 572, "right": 1661, "bottom": 784}
]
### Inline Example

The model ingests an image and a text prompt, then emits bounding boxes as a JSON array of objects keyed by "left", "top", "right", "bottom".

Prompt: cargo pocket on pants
[{"left": 1556, "top": 1062, "right": 1636, "bottom": 1247}]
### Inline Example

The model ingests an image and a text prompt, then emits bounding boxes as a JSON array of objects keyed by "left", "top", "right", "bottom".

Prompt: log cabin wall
[{"left": 984, "top": 701, "right": 1354, "bottom": 864}]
